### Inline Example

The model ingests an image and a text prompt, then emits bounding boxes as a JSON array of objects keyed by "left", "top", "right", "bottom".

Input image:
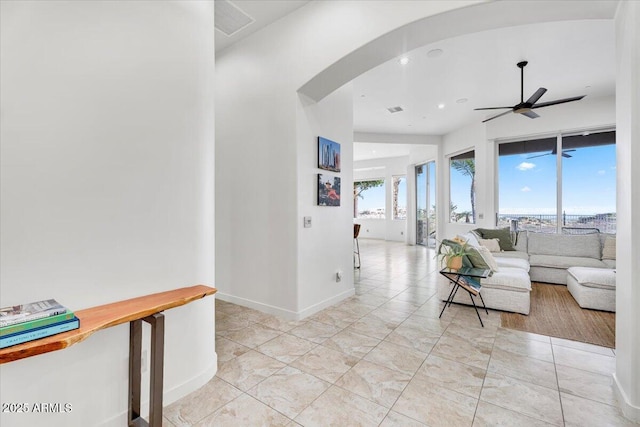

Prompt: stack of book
[{"left": 0, "top": 299, "right": 80, "bottom": 349}]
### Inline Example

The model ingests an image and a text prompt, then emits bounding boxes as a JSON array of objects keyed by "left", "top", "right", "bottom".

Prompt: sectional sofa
[{"left": 437, "top": 230, "right": 616, "bottom": 315}]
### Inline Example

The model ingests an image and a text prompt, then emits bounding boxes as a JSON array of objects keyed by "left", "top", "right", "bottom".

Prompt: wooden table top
[{"left": 0, "top": 285, "right": 216, "bottom": 364}]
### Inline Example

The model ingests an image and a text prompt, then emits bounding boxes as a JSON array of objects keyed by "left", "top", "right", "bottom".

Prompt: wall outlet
[
  {"left": 336, "top": 270, "right": 343, "bottom": 282},
  {"left": 303, "top": 216, "right": 312, "bottom": 228},
  {"left": 478, "top": 213, "right": 484, "bottom": 219}
]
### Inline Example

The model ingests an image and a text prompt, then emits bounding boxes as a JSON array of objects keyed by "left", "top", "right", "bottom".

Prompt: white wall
[
  {"left": 0, "top": 2, "right": 216, "bottom": 426},
  {"left": 296, "top": 86, "right": 355, "bottom": 316},
  {"left": 215, "top": 1, "right": 474, "bottom": 318},
  {"left": 614, "top": 0, "right": 640, "bottom": 421}
]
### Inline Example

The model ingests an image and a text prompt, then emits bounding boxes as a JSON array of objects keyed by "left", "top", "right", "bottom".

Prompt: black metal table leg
[
  {"left": 439, "top": 283, "right": 458, "bottom": 319},
  {"left": 468, "top": 292, "right": 484, "bottom": 328},
  {"left": 478, "top": 293, "right": 489, "bottom": 315},
  {"left": 128, "top": 313, "right": 165, "bottom": 427},
  {"left": 128, "top": 320, "right": 142, "bottom": 425}
]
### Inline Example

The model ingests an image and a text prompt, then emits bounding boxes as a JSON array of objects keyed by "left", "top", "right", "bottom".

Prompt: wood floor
[{"left": 501, "top": 282, "right": 616, "bottom": 348}]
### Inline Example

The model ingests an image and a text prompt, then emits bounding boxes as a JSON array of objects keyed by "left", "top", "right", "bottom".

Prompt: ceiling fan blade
[
  {"left": 531, "top": 95, "right": 586, "bottom": 109},
  {"left": 521, "top": 110, "right": 540, "bottom": 119},
  {"left": 562, "top": 149, "right": 577, "bottom": 153},
  {"left": 562, "top": 153, "right": 573, "bottom": 158},
  {"left": 481, "top": 110, "right": 512, "bottom": 123},
  {"left": 526, "top": 153, "right": 550, "bottom": 159},
  {"left": 526, "top": 87, "right": 547, "bottom": 105},
  {"left": 474, "top": 107, "right": 513, "bottom": 110}
]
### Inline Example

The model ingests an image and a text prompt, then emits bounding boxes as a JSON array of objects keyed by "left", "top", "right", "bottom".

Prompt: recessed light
[
  {"left": 387, "top": 106, "right": 404, "bottom": 113},
  {"left": 437, "top": 103, "right": 445, "bottom": 109},
  {"left": 456, "top": 98, "right": 468, "bottom": 104},
  {"left": 399, "top": 56, "right": 410, "bottom": 65},
  {"left": 427, "top": 48, "right": 443, "bottom": 58}
]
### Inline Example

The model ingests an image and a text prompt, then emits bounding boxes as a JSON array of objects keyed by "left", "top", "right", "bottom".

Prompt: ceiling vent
[
  {"left": 387, "top": 106, "right": 404, "bottom": 113},
  {"left": 215, "top": 0, "right": 255, "bottom": 37}
]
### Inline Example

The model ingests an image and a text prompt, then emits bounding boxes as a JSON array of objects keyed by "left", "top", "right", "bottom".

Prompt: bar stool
[{"left": 354, "top": 224, "right": 361, "bottom": 269}]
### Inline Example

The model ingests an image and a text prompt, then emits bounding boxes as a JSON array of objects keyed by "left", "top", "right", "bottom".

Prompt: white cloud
[
  {"left": 516, "top": 162, "right": 536, "bottom": 171},
  {"left": 597, "top": 170, "right": 606, "bottom": 175},
  {"left": 521, "top": 186, "right": 531, "bottom": 192}
]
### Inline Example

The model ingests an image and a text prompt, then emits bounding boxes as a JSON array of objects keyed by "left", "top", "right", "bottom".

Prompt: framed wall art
[
  {"left": 318, "top": 136, "right": 341, "bottom": 172},
  {"left": 317, "top": 174, "right": 341, "bottom": 206}
]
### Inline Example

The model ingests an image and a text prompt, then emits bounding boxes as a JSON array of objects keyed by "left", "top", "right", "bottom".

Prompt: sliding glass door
[{"left": 416, "top": 161, "right": 436, "bottom": 247}]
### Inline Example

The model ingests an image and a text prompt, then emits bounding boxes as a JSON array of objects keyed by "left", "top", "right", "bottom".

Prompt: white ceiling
[
  {"left": 353, "top": 143, "right": 414, "bottom": 162},
  {"left": 215, "top": 0, "right": 310, "bottom": 52},
  {"left": 353, "top": 19, "right": 615, "bottom": 160},
  {"left": 213, "top": 3, "right": 616, "bottom": 162},
  {"left": 353, "top": 19, "right": 615, "bottom": 136}
]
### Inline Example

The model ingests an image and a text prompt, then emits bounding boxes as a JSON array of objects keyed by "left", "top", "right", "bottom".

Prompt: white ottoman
[{"left": 567, "top": 267, "right": 616, "bottom": 312}]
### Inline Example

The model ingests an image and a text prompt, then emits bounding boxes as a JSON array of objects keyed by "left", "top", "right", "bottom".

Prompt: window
[
  {"left": 498, "top": 130, "right": 615, "bottom": 233},
  {"left": 354, "top": 179, "right": 385, "bottom": 219},
  {"left": 392, "top": 175, "right": 407, "bottom": 220},
  {"left": 450, "top": 150, "right": 476, "bottom": 223},
  {"left": 498, "top": 138, "right": 557, "bottom": 232}
]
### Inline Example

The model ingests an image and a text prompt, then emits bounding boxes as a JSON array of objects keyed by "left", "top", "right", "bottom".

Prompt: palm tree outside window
[{"left": 450, "top": 150, "right": 476, "bottom": 224}]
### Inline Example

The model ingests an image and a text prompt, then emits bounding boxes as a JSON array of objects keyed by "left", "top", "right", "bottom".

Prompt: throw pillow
[
  {"left": 475, "top": 227, "right": 515, "bottom": 251},
  {"left": 478, "top": 238, "right": 501, "bottom": 253},
  {"left": 457, "top": 232, "right": 481, "bottom": 248},
  {"left": 477, "top": 246, "right": 499, "bottom": 272},
  {"left": 465, "top": 246, "right": 489, "bottom": 269},
  {"left": 602, "top": 236, "right": 616, "bottom": 260}
]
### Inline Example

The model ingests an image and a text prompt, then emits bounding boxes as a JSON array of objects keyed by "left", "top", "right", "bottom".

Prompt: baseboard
[
  {"left": 216, "top": 289, "right": 355, "bottom": 321},
  {"left": 613, "top": 373, "right": 640, "bottom": 422},
  {"left": 215, "top": 293, "right": 299, "bottom": 320},
  {"left": 297, "top": 288, "right": 355, "bottom": 319},
  {"left": 100, "top": 359, "right": 218, "bottom": 426}
]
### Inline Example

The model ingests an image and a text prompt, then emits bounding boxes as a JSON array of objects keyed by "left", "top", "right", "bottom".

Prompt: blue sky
[
  {"left": 356, "top": 177, "right": 407, "bottom": 213},
  {"left": 498, "top": 144, "right": 616, "bottom": 215}
]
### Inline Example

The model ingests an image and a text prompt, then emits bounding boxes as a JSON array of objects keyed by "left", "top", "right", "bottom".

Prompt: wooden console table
[{"left": 0, "top": 285, "right": 217, "bottom": 427}]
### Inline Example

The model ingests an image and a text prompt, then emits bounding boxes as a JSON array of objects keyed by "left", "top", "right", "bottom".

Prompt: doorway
[{"left": 416, "top": 161, "right": 436, "bottom": 247}]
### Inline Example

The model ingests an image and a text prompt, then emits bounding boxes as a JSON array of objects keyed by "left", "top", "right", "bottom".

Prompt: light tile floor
[{"left": 164, "top": 240, "right": 634, "bottom": 426}]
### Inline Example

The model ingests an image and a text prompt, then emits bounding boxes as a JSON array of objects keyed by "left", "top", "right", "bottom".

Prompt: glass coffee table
[{"left": 439, "top": 267, "right": 491, "bottom": 327}]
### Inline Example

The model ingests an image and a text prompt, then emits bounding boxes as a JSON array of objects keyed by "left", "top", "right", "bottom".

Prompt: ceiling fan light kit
[{"left": 476, "top": 61, "right": 586, "bottom": 123}]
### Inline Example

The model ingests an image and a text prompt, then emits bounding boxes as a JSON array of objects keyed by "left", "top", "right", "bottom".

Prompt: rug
[{"left": 500, "top": 282, "right": 615, "bottom": 348}]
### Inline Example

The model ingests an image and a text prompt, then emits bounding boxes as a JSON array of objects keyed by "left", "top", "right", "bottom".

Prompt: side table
[{"left": 439, "top": 267, "right": 490, "bottom": 327}]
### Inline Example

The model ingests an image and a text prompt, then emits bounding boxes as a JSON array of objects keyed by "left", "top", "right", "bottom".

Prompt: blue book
[{"left": 0, "top": 317, "right": 80, "bottom": 349}]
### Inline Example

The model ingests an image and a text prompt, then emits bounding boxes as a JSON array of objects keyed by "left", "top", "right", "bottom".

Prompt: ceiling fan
[
  {"left": 527, "top": 147, "right": 576, "bottom": 159},
  {"left": 475, "top": 61, "right": 586, "bottom": 123}
]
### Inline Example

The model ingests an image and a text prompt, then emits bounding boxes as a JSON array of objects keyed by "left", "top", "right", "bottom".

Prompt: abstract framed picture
[
  {"left": 317, "top": 174, "right": 341, "bottom": 206},
  {"left": 318, "top": 136, "right": 341, "bottom": 172}
]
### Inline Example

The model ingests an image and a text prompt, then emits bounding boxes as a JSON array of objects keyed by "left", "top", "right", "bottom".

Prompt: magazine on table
[{"left": 457, "top": 275, "right": 482, "bottom": 295}]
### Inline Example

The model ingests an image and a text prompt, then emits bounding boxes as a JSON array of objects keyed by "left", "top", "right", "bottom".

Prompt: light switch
[{"left": 304, "top": 216, "right": 312, "bottom": 228}]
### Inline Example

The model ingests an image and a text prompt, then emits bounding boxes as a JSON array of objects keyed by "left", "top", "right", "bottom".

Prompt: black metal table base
[
  {"left": 439, "top": 276, "right": 489, "bottom": 327},
  {"left": 128, "top": 313, "right": 165, "bottom": 427}
]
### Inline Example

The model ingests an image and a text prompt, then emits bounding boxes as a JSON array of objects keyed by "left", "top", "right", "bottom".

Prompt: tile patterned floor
[{"left": 164, "top": 240, "right": 634, "bottom": 426}]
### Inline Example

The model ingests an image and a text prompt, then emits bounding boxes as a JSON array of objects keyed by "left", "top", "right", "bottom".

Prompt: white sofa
[{"left": 437, "top": 230, "right": 616, "bottom": 315}]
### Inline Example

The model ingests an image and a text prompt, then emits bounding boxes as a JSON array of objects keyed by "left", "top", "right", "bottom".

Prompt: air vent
[
  {"left": 387, "top": 106, "right": 404, "bottom": 113},
  {"left": 215, "top": 0, "right": 255, "bottom": 37}
]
